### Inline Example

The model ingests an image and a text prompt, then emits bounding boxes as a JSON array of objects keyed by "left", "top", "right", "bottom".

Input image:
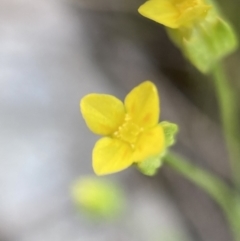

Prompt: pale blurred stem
[
  {"left": 211, "top": 63, "right": 240, "bottom": 189},
  {"left": 165, "top": 152, "right": 240, "bottom": 241}
]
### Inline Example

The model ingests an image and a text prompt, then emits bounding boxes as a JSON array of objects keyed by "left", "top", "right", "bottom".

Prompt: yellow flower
[
  {"left": 138, "top": 0, "right": 211, "bottom": 29},
  {"left": 80, "top": 81, "right": 165, "bottom": 175}
]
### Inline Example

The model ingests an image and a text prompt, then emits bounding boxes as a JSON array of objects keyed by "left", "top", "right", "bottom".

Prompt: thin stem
[
  {"left": 211, "top": 63, "right": 240, "bottom": 189},
  {"left": 165, "top": 152, "right": 240, "bottom": 241},
  {"left": 165, "top": 152, "right": 232, "bottom": 207}
]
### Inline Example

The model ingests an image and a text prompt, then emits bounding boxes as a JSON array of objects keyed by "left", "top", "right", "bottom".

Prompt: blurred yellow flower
[
  {"left": 138, "top": 0, "right": 211, "bottom": 29},
  {"left": 80, "top": 81, "right": 165, "bottom": 175}
]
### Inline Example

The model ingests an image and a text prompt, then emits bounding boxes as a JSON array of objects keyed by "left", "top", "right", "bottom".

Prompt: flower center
[{"left": 112, "top": 114, "right": 143, "bottom": 148}]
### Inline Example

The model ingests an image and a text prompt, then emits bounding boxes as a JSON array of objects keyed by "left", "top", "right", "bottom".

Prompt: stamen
[{"left": 113, "top": 115, "right": 143, "bottom": 148}]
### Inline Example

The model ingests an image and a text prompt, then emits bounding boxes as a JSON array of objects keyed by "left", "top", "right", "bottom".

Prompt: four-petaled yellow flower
[
  {"left": 138, "top": 0, "right": 211, "bottom": 29},
  {"left": 80, "top": 81, "right": 165, "bottom": 175}
]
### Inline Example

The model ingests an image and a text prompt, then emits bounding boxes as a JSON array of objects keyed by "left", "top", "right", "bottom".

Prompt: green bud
[{"left": 71, "top": 177, "right": 125, "bottom": 219}]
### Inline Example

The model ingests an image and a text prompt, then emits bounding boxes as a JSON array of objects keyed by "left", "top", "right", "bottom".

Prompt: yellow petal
[
  {"left": 124, "top": 81, "right": 160, "bottom": 129},
  {"left": 178, "top": 4, "right": 211, "bottom": 27},
  {"left": 138, "top": 0, "right": 180, "bottom": 28},
  {"left": 138, "top": 0, "right": 210, "bottom": 29},
  {"left": 80, "top": 94, "right": 125, "bottom": 135},
  {"left": 133, "top": 124, "right": 165, "bottom": 162},
  {"left": 93, "top": 137, "right": 134, "bottom": 175}
]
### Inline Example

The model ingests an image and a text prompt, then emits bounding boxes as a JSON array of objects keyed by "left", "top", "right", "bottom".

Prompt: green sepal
[
  {"left": 160, "top": 121, "right": 179, "bottom": 147},
  {"left": 137, "top": 153, "right": 165, "bottom": 176},
  {"left": 167, "top": 14, "right": 238, "bottom": 73}
]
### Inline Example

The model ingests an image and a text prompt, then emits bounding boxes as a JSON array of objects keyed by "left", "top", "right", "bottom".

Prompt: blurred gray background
[{"left": 1, "top": 0, "right": 240, "bottom": 240}]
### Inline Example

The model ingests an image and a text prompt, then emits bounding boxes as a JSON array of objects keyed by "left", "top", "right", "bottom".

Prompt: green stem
[
  {"left": 211, "top": 63, "right": 240, "bottom": 189},
  {"left": 165, "top": 151, "right": 240, "bottom": 241}
]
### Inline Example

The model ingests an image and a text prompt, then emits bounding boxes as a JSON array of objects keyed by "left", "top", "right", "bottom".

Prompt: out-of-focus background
[{"left": 1, "top": 0, "right": 240, "bottom": 240}]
